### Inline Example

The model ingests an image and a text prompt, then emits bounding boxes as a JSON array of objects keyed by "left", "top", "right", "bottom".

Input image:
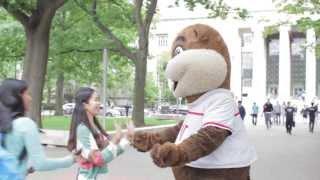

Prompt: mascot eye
[{"left": 173, "top": 46, "right": 184, "bottom": 57}]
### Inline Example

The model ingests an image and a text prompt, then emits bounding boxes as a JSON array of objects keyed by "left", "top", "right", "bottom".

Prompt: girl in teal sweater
[
  {"left": 67, "top": 87, "right": 133, "bottom": 180},
  {"left": 0, "top": 79, "right": 77, "bottom": 179}
]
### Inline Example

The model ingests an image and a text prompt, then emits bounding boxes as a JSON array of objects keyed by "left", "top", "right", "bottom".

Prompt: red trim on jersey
[
  {"left": 178, "top": 124, "right": 189, "bottom": 141},
  {"left": 202, "top": 122, "right": 232, "bottom": 131},
  {"left": 189, "top": 111, "right": 240, "bottom": 117},
  {"left": 188, "top": 111, "right": 204, "bottom": 116}
]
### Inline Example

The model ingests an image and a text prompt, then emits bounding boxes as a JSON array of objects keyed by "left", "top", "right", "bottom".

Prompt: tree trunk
[
  {"left": 132, "top": 53, "right": 147, "bottom": 127},
  {"left": 22, "top": 12, "right": 56, "bottom": 127},
  {"left": 47, "top": 85, "right": 52, "bottom": 104},
  {"left": 55, "top": 72, "right": 64, "bottom": 116}
]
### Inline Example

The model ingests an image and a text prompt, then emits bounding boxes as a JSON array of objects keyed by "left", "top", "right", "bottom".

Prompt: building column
[
  {"left": 230, "top": 28, "right": 242, "bottom": 100},
  {"left": 278, "top": 25, "right": 291, "bottom": 101},
  {"left": 305, "top": 28, "right": 317, "bottom": 101},
  {"left": 252, "top": 26, "right": 267, "bottom": 105}
]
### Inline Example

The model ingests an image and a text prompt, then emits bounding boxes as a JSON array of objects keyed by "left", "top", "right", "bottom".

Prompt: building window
[
  {"left": 266, "top": 34, "right": 280, "bottom": 98},
  {"left": 291, "top": 38, "right": 305, "bottom": 59},
  {"left": 241, "top": 52, "right": 253, "bottom": 87},
  {"left": 290, "top": 33, "right": 306, "bottom": 98},
  {"left": 239, "top": 28, "right": 253, "bottom": 89},
  {"left": 269, "top": 39, "right": 280, "bottom": 56},
  {"left": 239, "top": 28, "right": 253, "bottom": 48},
  {"left": 241, "top": 32, "right": 253, "bottom": 47},
  {"left": 157, "top": 34, "right": 168, "bottom": 47}
]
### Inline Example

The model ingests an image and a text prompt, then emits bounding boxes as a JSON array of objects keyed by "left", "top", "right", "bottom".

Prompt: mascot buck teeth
[{"left": 133, "top": 24, "right": 257, "bottom": 180}]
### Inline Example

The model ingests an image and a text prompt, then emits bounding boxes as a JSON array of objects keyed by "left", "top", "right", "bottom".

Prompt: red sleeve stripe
[
  {"left": 202, "top": 122, "right": 232, "bottom": 131},
  {"left": 188, "top": 111, "right": 204, "bottom": 116}
]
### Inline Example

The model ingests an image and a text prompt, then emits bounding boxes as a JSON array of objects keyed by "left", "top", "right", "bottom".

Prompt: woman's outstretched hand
[
  {"left": 126, "top": 120, "right": 135, "bottom": 143},
  {"left": 111, "top": 123, "right": 123, "bottom": 145}
]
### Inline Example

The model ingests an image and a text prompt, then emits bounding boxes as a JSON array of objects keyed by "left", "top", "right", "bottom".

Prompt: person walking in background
[
  {"left": 281, "top": 102, "right": 287, "bottom": 125},
  {"left": 251, "top": 102, "right": 259, "bottom": 126},
  {"left": 124, "top": 103, "right": 131, "bottom": 117},
  {"left": 301, "top": 104, "right": 308, "bottom": 122},
  {"left": 238, "top": 100, "right": 246, "bottom": 120},
  {"left": 263, "top": 99, "right": 273, "bottom": 129},
  {"left": 307, "top": 102, "right": 318, "bottom": 133},
  {"left": 285, "top": 101, "right": 296, "bottom": 135},
  {"left": 273, "top": 101, "right": 281, "bottom": 125}
]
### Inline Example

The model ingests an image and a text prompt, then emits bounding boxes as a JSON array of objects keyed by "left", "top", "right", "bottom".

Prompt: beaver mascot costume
[{"left": 133, "top": 24, "right": 257, "bottom": 180}]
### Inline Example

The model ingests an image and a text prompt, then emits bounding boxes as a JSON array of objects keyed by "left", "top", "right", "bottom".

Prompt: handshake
[
  {"left": 110, "top": 120, "right": 135, "bottom": 145},
  {"left": 72, "top": 121, "right": 136, "bottom": 169}
]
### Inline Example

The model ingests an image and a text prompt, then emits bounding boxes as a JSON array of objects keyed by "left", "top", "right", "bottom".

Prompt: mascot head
[{"left": 165, "top": 24, "right": 231, "bottom": 98}]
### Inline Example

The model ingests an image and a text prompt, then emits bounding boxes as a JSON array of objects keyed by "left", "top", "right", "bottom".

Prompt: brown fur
[
  {"left": 172, "top": 166, "right": 250, "bottom": 180},
  {"left": 150, "top": 127, "right": 230, "bottom": 167},
  {"left": 133, "top": 24, "right": 250, "bottom": 180},
  {"left": 133, "top": 122, "right": 183, "bottom": 152}
]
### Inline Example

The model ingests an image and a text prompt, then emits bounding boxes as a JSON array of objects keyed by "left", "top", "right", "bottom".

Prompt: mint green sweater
[
  {"left": 4, "top": 117, "right": 74, "bottom": 177},
  {"left": 76, "top": 123, "right": 126, "bottom": 179}
]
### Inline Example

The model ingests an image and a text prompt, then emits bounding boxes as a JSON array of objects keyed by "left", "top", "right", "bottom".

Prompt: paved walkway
[{"left": 29, "top": 121, "right": 320, "bottom": 180}]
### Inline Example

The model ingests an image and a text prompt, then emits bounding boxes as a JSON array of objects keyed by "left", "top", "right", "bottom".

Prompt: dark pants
[
  {"left": 252, "top": 114, "right": 257, "bottom": 125},
  {"left": 264, "top": 112, "right": 272, "bottom": 129},
  {"left": 286, "top": 119, "right": 293, "bottom": 135},
  {"left": 309, "top": 118, "right": 315, "bottom": 133}
]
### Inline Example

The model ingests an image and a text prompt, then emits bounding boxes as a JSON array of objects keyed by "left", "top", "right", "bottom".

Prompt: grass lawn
[{"left": 42, "top": 116, "right": 177, "bottom": 131}]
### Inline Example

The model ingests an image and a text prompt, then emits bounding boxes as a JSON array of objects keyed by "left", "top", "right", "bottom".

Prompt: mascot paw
[
  {"left": 150, "top": 142, "right": 180, "bottom": 168},
  {"left": 133, "top": 132, "right": 152, "bottom": 152}
]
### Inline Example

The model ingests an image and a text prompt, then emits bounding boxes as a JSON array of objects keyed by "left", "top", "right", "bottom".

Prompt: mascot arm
[
  {"left": 150, "top": 126, "right": 230, "bottom": 167},
  {"left": 133, "top": 121, "right": 183, "bottom": 152}
]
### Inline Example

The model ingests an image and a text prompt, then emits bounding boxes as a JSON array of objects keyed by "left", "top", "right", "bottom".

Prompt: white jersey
[{"left": 175, "top": 89, "right": 257, "bottom": 169}]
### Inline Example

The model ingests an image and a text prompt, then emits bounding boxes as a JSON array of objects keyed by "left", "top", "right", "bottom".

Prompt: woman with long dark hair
[
  {"left": 68, "top": 87, "right": 134, "bottom": 180},
  {"left": 0, "top": 79, "right": 76, "bottom": 178},
  {"left": 0, "top": 102, "right": 23, "bottom": 179}
]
